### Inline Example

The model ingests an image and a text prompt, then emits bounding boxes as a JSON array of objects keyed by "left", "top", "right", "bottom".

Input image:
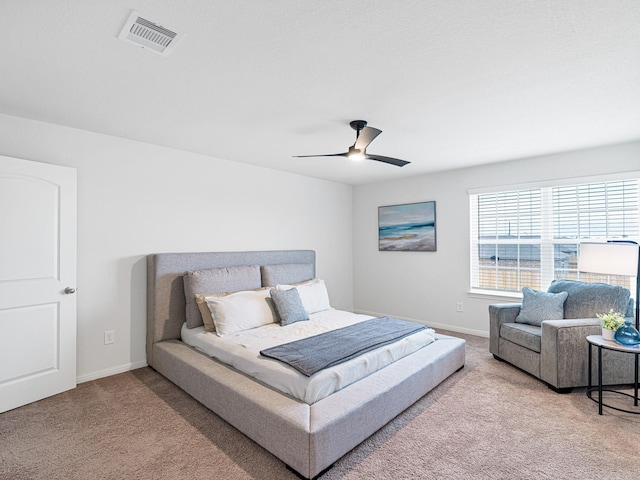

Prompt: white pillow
[
  {"left": 204, "top": 289, "right": 276, "bottom": 336},
  {"left": 277, "top": 278, "right": 331, "bottom": 314}
]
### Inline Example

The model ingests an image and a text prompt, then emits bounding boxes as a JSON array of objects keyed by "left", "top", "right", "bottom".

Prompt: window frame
[{"left": 469, "top": 172, "right": 640, "bottom": 298}]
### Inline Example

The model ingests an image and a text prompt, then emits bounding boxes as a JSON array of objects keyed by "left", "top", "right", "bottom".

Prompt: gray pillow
[
  {"left": 547, "top": 280, "right": 631, "bottom": 319},
  {"left": 270, "top": 288, "right": 309, "bottom": 326},
  {"left": 261, "top": 263, "right": 314, "bottom": 287},
  {"left": 183, "top": 265, "right": 261, "bottom": 328},
  {"left": 515, "top": 287, "right": 568, "bottom": 326}
]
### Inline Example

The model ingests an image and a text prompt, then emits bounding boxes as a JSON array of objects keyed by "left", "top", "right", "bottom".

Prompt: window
[{"left": 470, "top": 176, "right": 639, "bottom": 296}]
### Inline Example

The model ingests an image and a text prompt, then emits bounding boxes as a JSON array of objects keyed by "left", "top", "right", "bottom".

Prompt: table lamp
[{"left": 579, "top": 241, "right": 640, "bottom": 330}]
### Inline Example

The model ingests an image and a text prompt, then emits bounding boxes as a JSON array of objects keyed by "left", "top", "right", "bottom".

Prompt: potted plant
[{"left": 597, "top": 309, "right": 625, "bottom": 341}]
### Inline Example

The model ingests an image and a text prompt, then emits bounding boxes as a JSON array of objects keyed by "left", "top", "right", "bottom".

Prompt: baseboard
[
  {"left": 353, "top": 309, "right": 489, "bottom": 338},
  {"left": 76, "top": 360, "right": 148, "bottom": 384}
]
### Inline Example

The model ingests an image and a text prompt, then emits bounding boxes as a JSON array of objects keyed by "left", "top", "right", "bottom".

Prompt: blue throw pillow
[
  {"left": 270, "top": 288, "right": 309, "bottom": 326},
  {"left": 515, "top": 287, "right": 568, "bottom": 326}
]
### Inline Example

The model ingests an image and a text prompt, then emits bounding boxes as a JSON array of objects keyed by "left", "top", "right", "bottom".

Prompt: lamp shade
[{"left": 579, "top": 242, "right": 639, "bottom": 276}]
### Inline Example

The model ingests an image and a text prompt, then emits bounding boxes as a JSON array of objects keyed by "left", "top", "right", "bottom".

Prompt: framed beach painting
[{"left": 378, "top": 201, "right": 436, "bottom": 252}]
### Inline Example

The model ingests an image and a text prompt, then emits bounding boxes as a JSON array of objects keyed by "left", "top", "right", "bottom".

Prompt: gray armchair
[{"left": 489, "top": 280, "right": 636, "bottom": 392}]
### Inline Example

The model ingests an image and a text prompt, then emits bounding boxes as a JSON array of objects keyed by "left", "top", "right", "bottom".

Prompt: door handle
[{"left": 64, "top": 287, "right": 76, "bottom": 295}]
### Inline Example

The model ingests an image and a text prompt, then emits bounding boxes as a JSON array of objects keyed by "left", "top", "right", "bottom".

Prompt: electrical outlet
[
  {"left": 104, "top": 330, "right": 115, "bottom": 345},
  {"left": 456, "top": 302, "right": 464, "bottom": 312}
]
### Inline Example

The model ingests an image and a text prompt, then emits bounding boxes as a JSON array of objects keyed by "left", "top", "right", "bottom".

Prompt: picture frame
[{"left": 378, "top": 201, "right": 436, "bottom": 252}]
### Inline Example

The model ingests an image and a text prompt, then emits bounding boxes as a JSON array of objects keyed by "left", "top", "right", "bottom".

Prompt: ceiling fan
[{"left": 294, "top": 120, "right": 410, "bottom": 167}]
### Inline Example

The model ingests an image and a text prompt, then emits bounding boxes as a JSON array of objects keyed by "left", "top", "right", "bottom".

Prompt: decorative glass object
[{"left": 614, "top": 320, "right": 640, "bottom": 345}]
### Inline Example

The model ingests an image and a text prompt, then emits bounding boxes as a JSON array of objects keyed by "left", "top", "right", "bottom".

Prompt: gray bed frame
[{"left": 147, "top": 250, "right": 466, "bottom": 479}]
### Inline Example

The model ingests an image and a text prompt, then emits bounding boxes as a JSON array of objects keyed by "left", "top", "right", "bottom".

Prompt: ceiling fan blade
[
  {"left": 366, "top": 154, "right": 410, "bottom": 167},
  {"left": 354, "top": 127, "right": 382, "bottom": 150},
  {"left": 293, "top": 152, "right": 348, "bottom": 158}
]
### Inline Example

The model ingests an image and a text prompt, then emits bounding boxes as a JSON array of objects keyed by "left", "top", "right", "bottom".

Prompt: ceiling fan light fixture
[
  {"left": 347, "top": 147, "right": 365, "bottom": 161},
  {"left": 293, "top": 120, "right": 410, "bottom": 167}
]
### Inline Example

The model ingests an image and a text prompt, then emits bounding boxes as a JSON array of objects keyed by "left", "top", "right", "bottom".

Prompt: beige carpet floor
[{"left": 1, "top": 331, "right": 639, "bottom": 480}]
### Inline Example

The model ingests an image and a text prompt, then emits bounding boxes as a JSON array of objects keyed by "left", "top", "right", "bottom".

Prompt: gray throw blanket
[{"left": 260, "top": 316, "right": 428, "bottom": 376}]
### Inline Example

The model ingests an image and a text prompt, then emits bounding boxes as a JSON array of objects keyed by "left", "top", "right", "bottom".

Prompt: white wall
[
  {"left": 3, "top": 109, "right": 637, "bottom": 379},
  {"left": 353, "top": 141, "right": 640, "bottom": 337},
  {"left": 0, "top": 113, "right": 353, "bottom": 381}
]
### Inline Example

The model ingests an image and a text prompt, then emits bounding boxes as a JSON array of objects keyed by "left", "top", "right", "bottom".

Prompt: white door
[{"left": 0, "top": 155, "right": 77, "bottom": 413}]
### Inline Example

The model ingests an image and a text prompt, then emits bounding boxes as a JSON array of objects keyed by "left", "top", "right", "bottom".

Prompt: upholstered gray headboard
[{"left": 146, "top": 250, "right": 316, "bottom": 366}]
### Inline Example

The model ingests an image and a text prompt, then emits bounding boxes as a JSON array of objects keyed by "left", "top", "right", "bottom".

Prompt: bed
[{"left": 146, "top": 250, "right": 466, "bottom": 479}]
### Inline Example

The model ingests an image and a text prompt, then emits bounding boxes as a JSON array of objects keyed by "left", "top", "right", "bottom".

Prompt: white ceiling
[{"left": 2, "top": 1, "right": 639, "bottom": 185}]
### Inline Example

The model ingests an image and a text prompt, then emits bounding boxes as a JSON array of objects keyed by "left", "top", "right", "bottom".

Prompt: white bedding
[{"left": 181, "top": 309, "right": 436, "bottom": 404}]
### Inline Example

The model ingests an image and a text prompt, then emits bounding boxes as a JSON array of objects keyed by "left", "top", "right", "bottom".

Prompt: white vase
[{"left": 602, "top": 328, "right": 616, "bottom": 341}]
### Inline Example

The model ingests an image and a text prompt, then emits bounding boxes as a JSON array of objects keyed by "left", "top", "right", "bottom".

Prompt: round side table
[{"left": 586, "top": 335, "right": 640, "bottom": 415}]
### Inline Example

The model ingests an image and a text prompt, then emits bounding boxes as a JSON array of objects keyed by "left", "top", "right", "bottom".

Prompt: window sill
[{"left": 468, "top": 289, "right": 523, "bottom": 302}]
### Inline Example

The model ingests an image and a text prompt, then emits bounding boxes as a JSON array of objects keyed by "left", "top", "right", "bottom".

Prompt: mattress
[{"left": 181, "top": 309, "right": 436, "bottom": 404}]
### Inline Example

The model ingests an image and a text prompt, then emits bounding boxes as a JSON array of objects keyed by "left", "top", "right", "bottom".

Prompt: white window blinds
[
  {"left": 553, "top": 181, "right": 639, "bottom": 240},
  {"left": 470, "top": 177, "right": 639, "bottom": 295}
]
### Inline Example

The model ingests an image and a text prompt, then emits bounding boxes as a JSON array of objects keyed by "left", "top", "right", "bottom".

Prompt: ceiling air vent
[{"left": 118, "top": 10, "right": 184, "bottom": 56}]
